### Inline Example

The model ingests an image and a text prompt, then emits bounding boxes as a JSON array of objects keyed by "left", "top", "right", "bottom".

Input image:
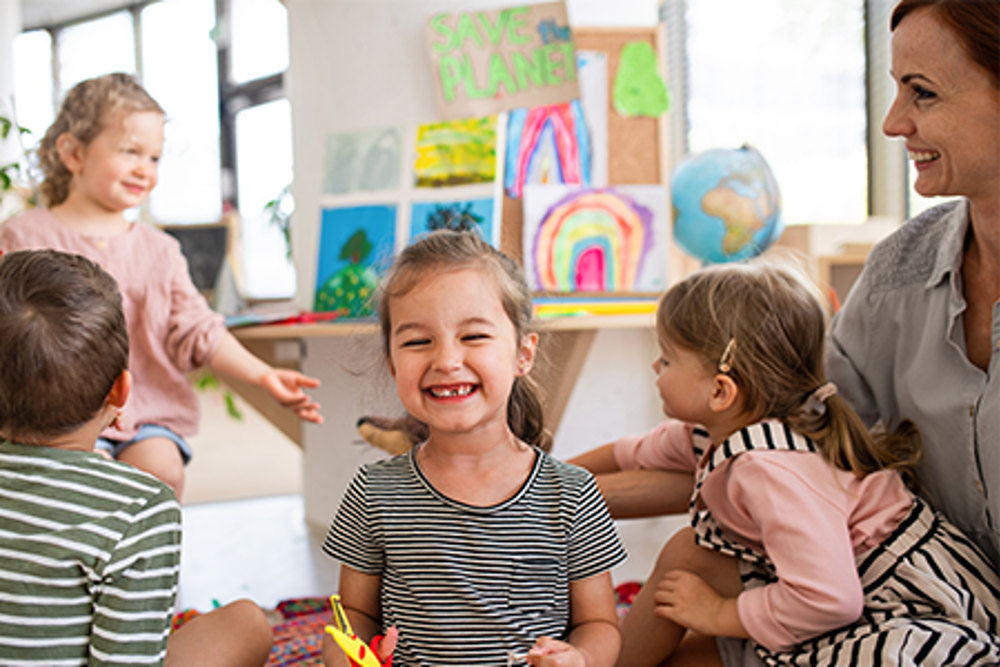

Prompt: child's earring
[{"left": 110, "top": 410, "right": 124, "bottom": 431}]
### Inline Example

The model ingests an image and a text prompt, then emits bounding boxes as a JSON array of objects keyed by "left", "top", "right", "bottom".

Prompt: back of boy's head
[
  {"left": 38, "top": 72, "right": 164, "bottom": 208},
  {"left": 0, "top": 249, "right": 129, "bottom": 441},
  {"left": 658, "top": 258, "right": 828, "bottom": 423},
  {"left": 377, "top": 231, "right": 549, "bottom": 449}
]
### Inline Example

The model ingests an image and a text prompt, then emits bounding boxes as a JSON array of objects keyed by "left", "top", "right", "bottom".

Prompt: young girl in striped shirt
[
  {"left": 615, "top": 259, "right": 1000, "bottom": 666},
  {"left": 322, "top": 231, "right": 626, "bottom": 667}
]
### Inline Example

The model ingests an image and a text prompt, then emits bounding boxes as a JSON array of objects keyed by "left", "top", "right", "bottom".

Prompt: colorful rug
[{"left": 174, "top": 584, "right": 642, "bottom": 666}]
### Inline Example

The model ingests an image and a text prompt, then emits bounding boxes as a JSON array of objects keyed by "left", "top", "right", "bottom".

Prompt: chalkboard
[{"left": 162, "top": 224, "right": 229, "bottom": 291}]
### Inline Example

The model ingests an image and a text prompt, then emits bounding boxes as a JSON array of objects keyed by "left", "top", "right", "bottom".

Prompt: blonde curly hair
[{"left": 37, "top": 73, "right": 164, "bottom": 208}]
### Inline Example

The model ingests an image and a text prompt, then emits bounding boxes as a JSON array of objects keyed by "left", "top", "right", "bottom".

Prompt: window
[
  {"left": 11, "top": 0, "right": 294, "bottom": 300},
  {"left": 684, "top": 0, "right": 868, "bottom": 226}
]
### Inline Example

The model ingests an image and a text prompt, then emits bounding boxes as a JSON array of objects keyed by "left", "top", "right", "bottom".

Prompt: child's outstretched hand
[
  {"left": 261, "top": 369, "right": 323, "bottom": 423},
  {"left": 525, "top": 636, "right": 585, "bottom": 667}
]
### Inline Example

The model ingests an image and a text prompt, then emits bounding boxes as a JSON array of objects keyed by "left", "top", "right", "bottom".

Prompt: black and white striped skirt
[{"left": 748, "top": 498, "right": 1000, "bottom": 666}]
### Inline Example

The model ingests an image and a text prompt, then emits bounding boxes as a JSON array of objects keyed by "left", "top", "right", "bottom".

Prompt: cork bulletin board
[{"left": 500, "top": 26, "right": 670, "bottom": 265}]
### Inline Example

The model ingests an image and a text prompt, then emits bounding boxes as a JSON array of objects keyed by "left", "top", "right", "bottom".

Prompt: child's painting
[
  {"left": 410, "top": 198, "right": 497, "bottom": 247},
  {"left": 314, "top": 205, "right": 397, "bottom": 317},
  {"left": 414, "top": 117, "right": 497, "bottom": 187},
  {"left": 523, "top": 185, "right": 668, "bottom": 293},
  {"left": 504, "top": 99, "right": 591, "bottom": 199},
  {"left": 323, "top": 127, "right": 403, "bottom": 195}
]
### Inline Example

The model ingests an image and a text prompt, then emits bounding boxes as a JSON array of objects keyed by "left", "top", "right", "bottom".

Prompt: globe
[{"left": 671, "top": 144, "right": 784, "bottom": 264}]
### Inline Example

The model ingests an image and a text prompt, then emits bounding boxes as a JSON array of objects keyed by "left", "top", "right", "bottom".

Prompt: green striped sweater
[{"left": 0, "top": 439, "right": 181, "bottom": 666}]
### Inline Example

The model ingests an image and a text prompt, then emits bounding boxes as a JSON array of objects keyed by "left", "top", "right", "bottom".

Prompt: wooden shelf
[{"left": 229, "top": 313, "right": 655, "bottom": 448}]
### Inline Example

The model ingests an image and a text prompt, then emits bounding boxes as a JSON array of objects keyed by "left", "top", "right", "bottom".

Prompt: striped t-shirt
[
  {"left": 325, "top": 446, "right": 627, "bottom": 667},
  {"left": 0, "top": 439, "right": 182, "bottom": 666}
]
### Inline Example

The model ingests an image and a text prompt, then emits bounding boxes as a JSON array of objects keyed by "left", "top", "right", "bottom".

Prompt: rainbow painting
[
  {"left": 504, "top": 100, "right": 592, "bottom": 199},
  {"left": 523, "top": 185, "right": 668, "bottom": 293}
]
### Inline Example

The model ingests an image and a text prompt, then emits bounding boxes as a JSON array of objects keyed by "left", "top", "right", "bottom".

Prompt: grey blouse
[{"left": 827, "top": 199, "right": 999, "bottom": 571}]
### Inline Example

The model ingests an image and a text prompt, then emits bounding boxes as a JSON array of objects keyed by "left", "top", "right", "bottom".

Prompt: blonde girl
[
  {"left": 614, "top": 259, "right": 1000, "bottom": 666},
  {"left": 322, "top": 231, "right": 626, "bottom": 667},
  {"left": 0, "top": 73, "right": 322, "bottom": 498}
]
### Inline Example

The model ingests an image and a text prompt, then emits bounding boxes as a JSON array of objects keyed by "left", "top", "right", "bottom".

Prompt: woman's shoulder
[{"left": 861, "top": 199, "right": 967, "bottom": 293}]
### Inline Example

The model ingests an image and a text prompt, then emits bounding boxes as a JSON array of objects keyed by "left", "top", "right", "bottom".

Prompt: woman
[{"left": 827, "top": 0, "right": 999, "bottom": 573}]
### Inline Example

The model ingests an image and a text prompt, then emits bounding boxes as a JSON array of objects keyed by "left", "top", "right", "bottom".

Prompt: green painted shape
[
  {"left": 314, "top": 263, "right": 378, "bottom": 317},
  {"left": 612, "top": 41, "right": 670, "bottom": 117}
]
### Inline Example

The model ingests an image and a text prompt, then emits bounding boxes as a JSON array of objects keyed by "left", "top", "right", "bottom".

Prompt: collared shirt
[{"left": 827, "top": 199, "right": 999, "bottom": 570}]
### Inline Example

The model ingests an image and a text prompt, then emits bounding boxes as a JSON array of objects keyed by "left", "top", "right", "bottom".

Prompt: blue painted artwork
[
  {"left": 409, "top": 198, "right": 497, "bottom": 247},
  {"left": 314, "top": 205, "right": 397, "bottom": 317}
]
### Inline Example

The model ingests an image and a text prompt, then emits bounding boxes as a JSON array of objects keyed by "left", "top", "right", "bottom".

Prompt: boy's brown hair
[{"left": 0, "top": 249, "right": 129, "bottom": 441}]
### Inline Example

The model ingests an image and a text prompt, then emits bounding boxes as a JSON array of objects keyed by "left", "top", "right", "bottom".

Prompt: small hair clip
[
  {"left": 718, "top": 338, "right": 737, "bottom": 373},
  {"left": 801, "top": 382, "right": 838, "bottom": 416}
]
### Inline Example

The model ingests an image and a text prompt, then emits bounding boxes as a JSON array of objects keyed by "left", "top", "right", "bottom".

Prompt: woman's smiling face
[{"left": 882, "top": 6, "right": 1000, "bottom": 204}]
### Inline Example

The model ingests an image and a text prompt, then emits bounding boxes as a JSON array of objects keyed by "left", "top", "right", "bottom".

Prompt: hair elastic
[
  {"left": 801, "top": 382, "right": 838, "bottom": 416},
  {"left": 718, "top": 338, "right": 737, "bottom": 373}
]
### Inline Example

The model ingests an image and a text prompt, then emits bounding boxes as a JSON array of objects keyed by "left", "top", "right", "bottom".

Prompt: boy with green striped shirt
[{"left": 0, "top": 249, "right": 272, "bottom": 666}]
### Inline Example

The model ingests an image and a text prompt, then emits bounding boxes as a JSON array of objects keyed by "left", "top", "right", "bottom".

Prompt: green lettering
[
  {"left": 430, "top": 14, "right": 456, "bottom": 53},
  {"left": 486, "top": 52, "right": 517, "bottom": 97},
  {"left": 476, "top": 11, "right": 506, "bottom": 46},
  {"left": 540, "top": 43, "right": 564, "bottom": 86},
  {"left": 438, "top": 55, "right": 464, "bottom": 102},
  {"left": 455, "top": 13, "right": 484, "bottom": 49},
  {"left": 560, "top": 42, "right": 577, "bottom": 82},
  {"left": 462, "top": 54, "right": 491, "bottom": 99},
  {"left": 506, "top": 7, "right": 530, "bottom": 45},
  {"left": 512, "top": 50, "right": 544, "bottom": 90}
]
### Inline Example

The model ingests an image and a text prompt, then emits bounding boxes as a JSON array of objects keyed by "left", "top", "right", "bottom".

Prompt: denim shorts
[{"left": 95, "top": 424, "right": 193, "bottom": 464}]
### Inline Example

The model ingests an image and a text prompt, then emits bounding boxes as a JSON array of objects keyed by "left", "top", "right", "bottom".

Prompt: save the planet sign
[{"left": 426, "top": 2, "right": 580, "bottom": 119}]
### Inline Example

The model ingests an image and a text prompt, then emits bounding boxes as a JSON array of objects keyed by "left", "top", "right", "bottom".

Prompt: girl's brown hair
[
  {"left": 38, "top": 72, "right": 164, "bottom": 207},
  {"left": 891, "top": 0, "right": 1000, "bottom": 90},
  {"left": 0, "top": 249, "right": 129, "bottom": 441},
  {"left": 658, "top": 258, "right": 920, "bottom": 488},
  {"left": 377, "top": 231, "right": 549, "bottom": 450}
]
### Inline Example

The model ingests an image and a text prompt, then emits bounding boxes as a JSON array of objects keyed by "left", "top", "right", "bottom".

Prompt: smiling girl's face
[
  {"left": 387, "top": 267, "right": 536, "bottom": 442},
  {"left": 64, "top": 110, "right": 164, "bottom": 214}
]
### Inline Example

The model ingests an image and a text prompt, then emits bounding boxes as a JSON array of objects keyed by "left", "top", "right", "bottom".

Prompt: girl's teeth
[{"left": 430, "top": 385, "right": 472, "bottom": 397}]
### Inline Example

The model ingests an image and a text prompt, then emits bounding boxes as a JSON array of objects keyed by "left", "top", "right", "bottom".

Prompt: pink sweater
[
  {"left": 614, "top": 419, "right": 913, "bottom": 652},
  {"left": 0, "top": 209, "right": 227, "bottom": 439}
]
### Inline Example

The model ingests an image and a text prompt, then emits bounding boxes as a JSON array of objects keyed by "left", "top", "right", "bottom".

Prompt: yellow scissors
[{"left": 324, "top": 594, "right": 393, "bottom": 667}]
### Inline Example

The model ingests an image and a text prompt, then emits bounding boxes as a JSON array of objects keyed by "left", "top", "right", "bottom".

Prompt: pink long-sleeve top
[
  {"left": 0, "top": 209, "right": 227, "bottom": 440},
  {"left": 614, "top": 419, "right": 913, "bottom": 652}
]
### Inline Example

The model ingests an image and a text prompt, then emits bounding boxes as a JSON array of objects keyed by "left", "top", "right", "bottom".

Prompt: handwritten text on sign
[{"left": 426, "top": 2, "right": 580, "bottom": 119}]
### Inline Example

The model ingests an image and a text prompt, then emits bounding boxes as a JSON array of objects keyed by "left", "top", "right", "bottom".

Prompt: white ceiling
[{"left": 20, "top": 0, "right": 139, "bottom": 31}]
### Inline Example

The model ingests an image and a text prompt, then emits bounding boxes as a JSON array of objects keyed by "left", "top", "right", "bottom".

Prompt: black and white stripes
[{"left": 325, "top": 447, "right": 626, "bottom": 667}]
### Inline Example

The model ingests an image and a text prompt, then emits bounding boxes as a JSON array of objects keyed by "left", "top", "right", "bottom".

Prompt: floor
[
  {"left": 175, "top": 382, "right": 686, "bottom": 613},
  {"left": 175, "top": 384, "right": 339, "bottom": 612}
]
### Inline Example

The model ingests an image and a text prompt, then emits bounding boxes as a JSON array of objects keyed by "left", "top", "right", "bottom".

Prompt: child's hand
[
  {"left": 526, "top": 636, "right": 585, "bottom": 667},
  {"left": 261, "top": 369, "right": 323, "bottom": 423},
  {"left": 653, "top": 569, "right": 729, "bottom": 637},
  {"left": 374, "top": 626, "right": 397, "bottom": 664}
]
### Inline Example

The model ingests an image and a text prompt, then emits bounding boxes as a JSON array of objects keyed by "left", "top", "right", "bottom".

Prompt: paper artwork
[
  {"left": 314, "top": 205, "right": 397, "bottom": 317},
  {"left": 410, "top": 198, "right": 497, "bottom": 247},
  {"left": 414, "top": 116, "right": 497, "bottom": 187},
  {"left": 504, "top": 100, "right": 591, "bottom": 199},
  {"left": 523, "top": 185, "right": 668, "bottom": 293},
  {"left": 612, "top": 41, "right": 670, "bottom": 118},
  {"left": 323, "top": 128, "right": 403, "bottom": 195}
]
